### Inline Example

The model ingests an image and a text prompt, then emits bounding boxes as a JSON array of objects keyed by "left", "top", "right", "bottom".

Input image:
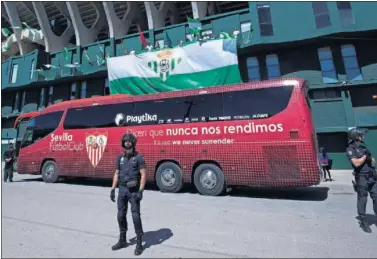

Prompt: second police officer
[
  {"left": 346, "top": 127, "right": 377, "bottom": 233},
  {"left": 110, "top": 133, "right": 147, "bottom": 255}
]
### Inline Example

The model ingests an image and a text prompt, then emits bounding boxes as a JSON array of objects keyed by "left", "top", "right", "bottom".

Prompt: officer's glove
[
  {"left": 136, "top": 190, "right": 143, "bottom": 201},
  {"left": 110, "top": 189, "right": 115, "bottom": 202},
  {"left": 366, "top": 155, "right": 372, "bottom": 163},
  {"left": 364, "top": 150, "right": 372, "bottom": 162}
]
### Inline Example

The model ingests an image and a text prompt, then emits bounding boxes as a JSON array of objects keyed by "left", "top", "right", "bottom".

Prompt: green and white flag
[
  {"left": 63, "top": 47, "right": 69, "bottom": 61},
  {"left": 107, "top": 38, "right": 242, "bottom": 95},
  {"left": 220, "top": 32, "right": 232, "bottom": 39},
  {"left": 187, "top": 17, "right": 201, "bottom": 35},
  {"left": 83, "top": 50, "right": 93, "bottom": 64},
  {"left": 2, "top": 28, "right": 10, "bottom": 37}
]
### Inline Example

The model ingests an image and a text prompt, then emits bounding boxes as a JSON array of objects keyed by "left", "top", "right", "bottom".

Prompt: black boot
[
  {"left": 358, "top": 217, "right": 372, "bottom": 233},
  {"left": 134, "top": 237, "right": 143, "bottom": 256},
  {"left": 111, "top": 231, "right": 128, "bottom": 250}
]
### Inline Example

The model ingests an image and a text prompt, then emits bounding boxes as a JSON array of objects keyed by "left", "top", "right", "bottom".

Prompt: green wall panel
[
  {"left": 115, "top": 34, "right": 150, "bottom": 55},
  {"left": 8, "top": 58, "right": 24, "bottom": 86},
  {"left": 164, "top": 26, "right": 186, "bottom": 47},
  {"left": 212, "top": 14, "right": 240, "bottom": 37},
  {"left": 1, "top": 128, "right": 17, "bottom": 139},
  {"left": 116, "top": 38, "right": 128, "bottom": 56},
  {"left": 4, "top": 50, "right": 39, "bottom": 88},
  {"left": 341, "top": 2, "right": 377, "bottom": 31},
  {"left": 240, "top": 12, "right": 251, "bottom": 23},
  {"left": 329, "top": 153, "right": 352, "bottom": 169},
  {"left": 279, "top": 46, "right": 323, "bottom": 87},
  {"left": 341, "top": 90, "right": 356, "bottom": 127},
  {"left": 154, "top": 31, "right": 164, "bottom": 41},
  {"left": 105, "top": 41, "right": 114, "bottom": 59},
  {"left": 311, "top": 100, "right": 347, "bottom": 128},
  {"left": 126, "top": 34, "right": 149, "bottom": 53},
  {"left": 248, "top": 1, "right": 377, "bottom": 46},
  {"left": 354, "top": 107, "right": 377, "bottom": 126},
  {"left": 1, "top": 60, "right": 10, "bottom": 90},
  {"left": 24, "top": 52, "right": 38, "bottom": 84}
]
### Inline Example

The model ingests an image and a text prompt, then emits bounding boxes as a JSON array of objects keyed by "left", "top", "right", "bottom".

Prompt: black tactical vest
[{"left": 118, "top": 153, "right": 141, "bottom": 183}]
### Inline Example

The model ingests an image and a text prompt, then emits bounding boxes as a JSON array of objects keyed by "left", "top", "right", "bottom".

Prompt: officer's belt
[
  {"left": 119, "top": 180, "right": 139, "bottom": 188},
  {"left": 354, "top": 170, "right": 376, "bottom": 177}
]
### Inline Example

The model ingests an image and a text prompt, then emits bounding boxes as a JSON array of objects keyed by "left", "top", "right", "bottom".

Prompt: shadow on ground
[
  {"left": 19, "top": 176, "right": 329, "bottom": 201},
  {"left": 128, "top": 228, "right": 173, "bottom": 251},
  {"left": 20, "top": 176, "right": 112, "bottom": 187},
  {"left": 227, "top": 186, "right": 329, "bottom": 201}
]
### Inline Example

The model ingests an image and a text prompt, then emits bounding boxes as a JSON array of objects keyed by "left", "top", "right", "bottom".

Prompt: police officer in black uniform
[
  {"left": 3, "top": 143, "right": 15, "bottom": 182},
  {"left": 110, "top": 133, "right": 147, "bottom": 255},
  {"left": 346, "top": 127, "right": 377, "bottom": 232}
]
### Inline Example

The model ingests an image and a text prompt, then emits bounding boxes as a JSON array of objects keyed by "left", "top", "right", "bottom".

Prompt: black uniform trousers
[
  {"left": 355, "top": 173, "right": 377, "bottom": 217},
  {"left": 117, "top": 186, "right": 144, "bottom": 237},
  {"left": 3, "top": 164, "right": 13, "bottom": 182}
]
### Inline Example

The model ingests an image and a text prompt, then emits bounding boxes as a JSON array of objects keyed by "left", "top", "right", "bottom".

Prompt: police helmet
[
  {"left": 348, "top": 127, "right": 368, "bottom": 143},
  {"left": 121, "top": 133, "right": 137, "bottom": 149}
]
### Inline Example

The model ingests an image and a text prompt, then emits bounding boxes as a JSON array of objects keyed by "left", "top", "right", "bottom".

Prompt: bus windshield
[
  {"left": 20, "top": 111, "right": 63, "bottom": 149},
  {"left": 17, "top": 120, "right": 30, "bottom": 141}
]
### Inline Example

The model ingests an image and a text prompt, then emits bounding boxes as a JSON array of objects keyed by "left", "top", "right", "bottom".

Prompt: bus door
[{"left": 15, "top": 118, "right": 31, "bottom": 158}]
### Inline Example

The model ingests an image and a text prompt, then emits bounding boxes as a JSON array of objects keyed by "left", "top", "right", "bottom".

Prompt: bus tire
[
  {"left": 41, "top": 160, "right": 59, "bottom": 183},
  {"left": 193, "top": 163, "right": 225, "bottom": 196},
  {"left": 155, "top": 162, "right": 184, "bottom": 193}
]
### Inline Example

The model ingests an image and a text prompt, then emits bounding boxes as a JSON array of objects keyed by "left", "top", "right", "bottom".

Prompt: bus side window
[
  {"left": 133, "top": 98, "right": 185, "bottom": 125},
  {"left": 63, "top": 103, "right": 134, "bottom": 129},
  {"left": 223, "top": 86, "right": 294, "bottom": 119},
  {"left": 183, "top": 93, "right": 223, "bottom": 121}
]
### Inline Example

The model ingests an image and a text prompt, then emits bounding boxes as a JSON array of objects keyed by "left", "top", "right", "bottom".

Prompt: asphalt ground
[{"left": 1, "top": 167, "right": 377, "bottom": 258}]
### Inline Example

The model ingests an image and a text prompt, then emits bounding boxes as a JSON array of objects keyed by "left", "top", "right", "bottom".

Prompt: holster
[{"left": 352, "top": 180, "right": 358, "bottom": 192}]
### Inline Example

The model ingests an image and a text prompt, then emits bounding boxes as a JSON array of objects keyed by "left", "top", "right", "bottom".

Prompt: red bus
[{"left": 16, "top": 78, "right": 321, "bottom": 196}]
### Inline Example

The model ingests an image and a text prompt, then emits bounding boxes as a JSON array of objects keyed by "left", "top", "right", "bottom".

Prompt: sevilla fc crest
[{"left": 85, "top": 132, "right": 108, "bottom": 168}]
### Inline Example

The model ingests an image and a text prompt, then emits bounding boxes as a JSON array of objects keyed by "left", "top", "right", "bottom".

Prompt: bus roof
[
  {"left": 42, "top": 94, "right": 131, "bottom": 112},
  {"left": 14, "top": 111, "right": 41, "bottom": 128},
  {"left": 41, "top": 78, "right": 305, "bottom": 114}
]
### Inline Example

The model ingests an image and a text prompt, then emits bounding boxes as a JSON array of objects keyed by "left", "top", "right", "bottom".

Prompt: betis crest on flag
[{"left": 107, "top": 38, "right": 242, "bottom": 95}]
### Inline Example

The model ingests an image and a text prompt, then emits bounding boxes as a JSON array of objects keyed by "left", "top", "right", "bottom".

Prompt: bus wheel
[
  {"left": 41, "top": 161, "right": 59, "bottom": 183},
  {"left": 193, "top": 164, "right": 225, "bottom": 196},
  {"left": 155, "top": 162, "right": 184, "bottom": 193}
]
